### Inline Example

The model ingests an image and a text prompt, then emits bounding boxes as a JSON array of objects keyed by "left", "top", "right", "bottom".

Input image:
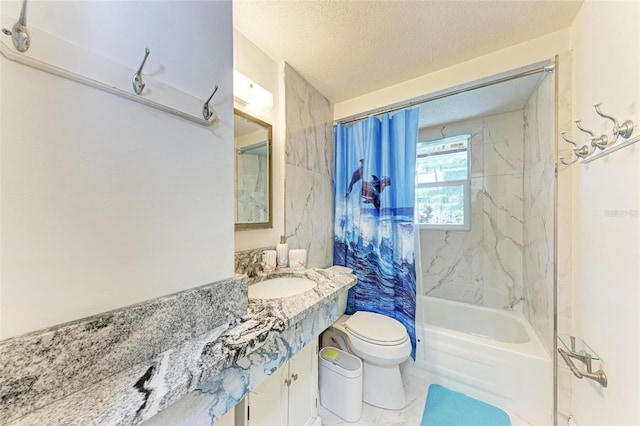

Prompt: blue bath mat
[{"left": 421, "top": 384, "right": 511, "bottom": 426}]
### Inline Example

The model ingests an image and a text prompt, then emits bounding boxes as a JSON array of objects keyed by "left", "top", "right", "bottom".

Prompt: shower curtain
[{"left": 333, "top": 109, "right": 419, "bottom": 358}]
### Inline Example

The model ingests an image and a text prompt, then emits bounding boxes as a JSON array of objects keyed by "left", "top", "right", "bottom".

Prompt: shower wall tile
[
  {"left": 482, "top": 173, "right": 524, "bottom": 310},
  {"left": 556, "top": 63, "right": 573, "bottom": 426},
  {"left": 483, "top": 174, "right": 524, "bottom": 226},
  {"left": 419, "top": 111, "right": 524, "bottom": 311},
  {"left": 285, "top": 164, "right": 334, "bottom": 268},
  {"left": 420, "top": 212, "right": 484, "bottom": 305},
  {"left": 483, "top": 111, "right": 525, "bottom": 177},
  {"left": 425, "top": 281, "right": 483, "bottom": 305},
  {"left": 284, "top": 63, "right": 334, "bottom": 267},
  {"left": 556, "top": 52, "right": 573, "bottom": 341},
  {"left": 285, "top": 64, "right": 334, "bottom": 179},
  {"left": 523, "top": 71, "right": 556, "bottom": 355}
]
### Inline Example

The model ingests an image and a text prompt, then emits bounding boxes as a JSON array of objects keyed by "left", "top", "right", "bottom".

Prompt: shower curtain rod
[{"left": 335, "top": 63, "right": 555, "bottom": 125}]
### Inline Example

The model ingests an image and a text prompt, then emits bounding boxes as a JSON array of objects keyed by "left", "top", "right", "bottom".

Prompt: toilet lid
[{"left": 344, "top": 311, "right": 408, "bottom": 346}]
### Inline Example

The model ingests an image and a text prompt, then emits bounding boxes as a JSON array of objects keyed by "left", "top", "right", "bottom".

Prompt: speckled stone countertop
[{"left": 1, "top": 268, "right": 356, "bottom": 425}]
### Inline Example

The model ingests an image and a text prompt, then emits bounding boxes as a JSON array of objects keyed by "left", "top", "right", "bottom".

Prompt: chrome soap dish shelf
[{"left": 557, "top": 334, "right": 607, "bottom": 388}]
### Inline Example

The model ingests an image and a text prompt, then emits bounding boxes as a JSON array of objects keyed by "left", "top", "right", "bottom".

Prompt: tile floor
[{"left": 318, "top": 366, "right": 531, "bottom": 426}]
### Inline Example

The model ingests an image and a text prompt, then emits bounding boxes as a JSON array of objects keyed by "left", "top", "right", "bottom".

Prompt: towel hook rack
[
  {"left": 575, "top": 119, "right": 609, "bottom": 150},
  {"left": 593, "top": 103, "right": 634, "bottom": 141},
  {"left": 561, "top": 131, "right": 594, "bottom": 159},
  {"left": 2, "top": 0, "right": 30, "bottom": 52},
  {"left": 559, "top": 101, "right": 637, "bottom": 165},
  {"left": 132, "top": 47, "right": 150, "bottom": 95},
  {"left": 202, "top": 84, "right": 219, "bottom": 120}
]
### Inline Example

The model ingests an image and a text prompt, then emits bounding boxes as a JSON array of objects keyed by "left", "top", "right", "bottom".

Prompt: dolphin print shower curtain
[{"left": 334, "top": 109, "right": 419, "bottom": 357}]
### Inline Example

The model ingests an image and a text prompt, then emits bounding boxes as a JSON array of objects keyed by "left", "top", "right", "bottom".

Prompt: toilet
[
  {"left": 322, "top": 266, "right": 412, "bottom": 410},
  {"left": 322, "top": 311, "right": 412, "bottom": 410}
]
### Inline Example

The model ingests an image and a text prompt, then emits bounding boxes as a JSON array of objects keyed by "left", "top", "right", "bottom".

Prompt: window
[{"left": 415, "top": 134, "right": 471, "bottom": 230}]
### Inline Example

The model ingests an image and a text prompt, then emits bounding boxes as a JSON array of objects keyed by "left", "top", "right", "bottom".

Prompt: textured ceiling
[{"left": 233, "top": 0, "right": 582, "bottom": 103}]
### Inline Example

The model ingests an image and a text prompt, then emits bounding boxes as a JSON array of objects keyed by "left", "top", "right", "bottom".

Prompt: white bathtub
[{"left": 414, "top": 296, "right": 552, "bottom": 426}]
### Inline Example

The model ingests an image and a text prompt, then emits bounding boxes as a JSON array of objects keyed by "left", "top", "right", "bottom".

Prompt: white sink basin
[{"left": 248, "top": 276, "right": 317, "bottom": 299}]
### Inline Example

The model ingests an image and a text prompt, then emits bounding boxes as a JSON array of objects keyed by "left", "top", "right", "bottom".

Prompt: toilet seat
[{"left": 344, "top": 311, "right": 408, "bottom": 346}]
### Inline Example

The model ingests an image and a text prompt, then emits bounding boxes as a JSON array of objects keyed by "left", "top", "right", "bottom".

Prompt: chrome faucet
[{"left": 248, "top": 254, "right": 265, "bottom": 278}]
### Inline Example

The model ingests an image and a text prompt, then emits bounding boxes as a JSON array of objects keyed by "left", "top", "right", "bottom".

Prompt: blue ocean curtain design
[{"left": 334, "top": 109, "right": 419, "bottom": 358}]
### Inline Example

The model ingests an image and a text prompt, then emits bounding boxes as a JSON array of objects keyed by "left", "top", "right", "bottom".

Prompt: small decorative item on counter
[
  {"left": 262, "top": 250, "right": 277, "bottom": 272},
  {"left": 289, "top": 249, "right": 307, "bottom": 269},
  {"left": 276, "top": 235, "right": 289, "bottom": 268}
]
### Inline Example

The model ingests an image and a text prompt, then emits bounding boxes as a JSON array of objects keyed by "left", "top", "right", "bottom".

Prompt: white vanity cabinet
[{"left": 246, "top": 340, "right": 320, "bottom": 426}]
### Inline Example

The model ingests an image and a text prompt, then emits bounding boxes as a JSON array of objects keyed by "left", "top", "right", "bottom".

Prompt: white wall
[
  {"left": 569, "top": 1, "right": 640, "bottom": 424},
  {"left": 0, "top": 1, "right": 234, "bottom": 338},
  {"left": 233, "top": 29, "right": 285, "bottom": 251}
]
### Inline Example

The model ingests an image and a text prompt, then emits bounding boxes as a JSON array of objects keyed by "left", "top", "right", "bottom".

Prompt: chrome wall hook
[
  {"left": 132, "top": 48, "right": 150, "bottom": 95},
  {"left": 561, "top": 131, "right": 594, "bottom": 159},
  {"left": 593, "top": 103, "right": 634, "bottom": 140},
  {"left": 559, "top": 155, "right": 578, "bottom": 166},
  {"left": 573, "top": 145, "right": 595, "bottom": 159},
  {"left": 202, "top": 84, "right": 219, "bottom": 120},
  {"left": 575, "top": 119, "right": 609, "bottom": 149},
  {"left": 560, "top": 131, "right": 578, "bottom": 147},
  {"left": 2, "top": 0, "right": 30, "bottom": 52}
]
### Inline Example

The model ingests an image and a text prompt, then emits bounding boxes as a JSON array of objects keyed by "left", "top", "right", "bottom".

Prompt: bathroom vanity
[
  {"left": 145, "top": 268, "right": 355, "bottom": 425},
  {"left": 243, "top": 339, "right": 319, "bottom": 426},
  {"left": 0, "top": 269, "right": 355, "bottom": 425}
]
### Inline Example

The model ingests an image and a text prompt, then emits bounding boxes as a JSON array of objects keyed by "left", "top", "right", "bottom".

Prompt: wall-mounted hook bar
[
  {"left": 574, "top": 145, "right": 595, "bottom": 159},
  {"left": 575, "top": 119, "right": 609, "bottom": 150},
  {"left": 132, "top": 47, "right": 150, "bottom": 95},
  {"left": 593, "top": 103, "right": 634, "bottom": 140},
  {"left": 1, "top": 0, "right": 30, "bottom": 52},
  {"left": 202, "top": 84, "right": 219, "bottom": 120}
]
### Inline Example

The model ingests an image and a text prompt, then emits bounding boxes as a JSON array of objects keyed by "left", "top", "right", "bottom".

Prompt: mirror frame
[{"left": 234, "top": 108, "right": 273, "bottom": 231}]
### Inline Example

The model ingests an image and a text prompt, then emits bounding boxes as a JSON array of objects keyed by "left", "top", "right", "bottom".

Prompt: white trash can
[{"left": 319, "top": 346, "right": 363, "bottom": 422}]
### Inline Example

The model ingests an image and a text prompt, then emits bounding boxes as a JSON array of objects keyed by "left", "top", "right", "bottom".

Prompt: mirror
[{"left": 234, "top": 109, "right": 272, "bottom": 230}]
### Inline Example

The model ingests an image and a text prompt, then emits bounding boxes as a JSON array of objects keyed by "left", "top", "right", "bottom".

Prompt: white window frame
[{"left": 415, "top": 134, "right": 471, "bottom": 231}]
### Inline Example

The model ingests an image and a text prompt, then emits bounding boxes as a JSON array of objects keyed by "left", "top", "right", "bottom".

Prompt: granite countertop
[
  {"left": 1, "top": 267, "right": 356, "bottom": 425},
  {"left": 196, "top": 268, "right": 356, "bottom": 387}
]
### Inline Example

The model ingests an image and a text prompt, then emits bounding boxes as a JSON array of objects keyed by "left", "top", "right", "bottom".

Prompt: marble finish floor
[{"left": 318, "top": 368, "right": 531, "bottom": 426}]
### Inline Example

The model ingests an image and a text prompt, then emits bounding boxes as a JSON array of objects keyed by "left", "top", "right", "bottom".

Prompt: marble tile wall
[
  {"left": 555, "top": 53, "right": 573, "bottom": 422},
  {"left": 419, "top": 111, "right": 525, "bottom": 311},
  {"left": 284, "top": 63, "right": 334, "bottom": 268},
  {"left": 523, "top": 72, "right": 557, "bottom": 356}
]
